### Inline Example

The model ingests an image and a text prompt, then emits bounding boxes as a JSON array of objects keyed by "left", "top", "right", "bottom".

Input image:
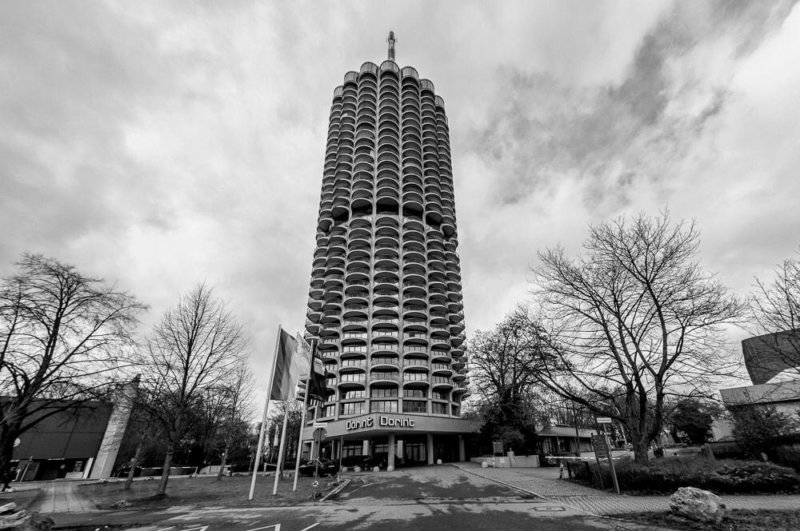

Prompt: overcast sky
[{"left": 2, "top": 0, "right": 799, "bottom": 400}]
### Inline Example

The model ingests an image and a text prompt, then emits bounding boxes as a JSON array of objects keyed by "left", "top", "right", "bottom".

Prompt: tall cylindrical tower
[{"left": 302, "top": 42, "right": 473, "bottom": 467}]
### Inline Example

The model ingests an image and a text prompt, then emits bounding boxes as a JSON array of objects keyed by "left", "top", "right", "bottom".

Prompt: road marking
[
  {"left": 246, "top": 525, "right": 280, "bottom": 531},
  {"left": 300, "top": 524, "right": 320, "bottom": 531},
  {"left": 532, "top": 506, "right": 566, "bottom": 512}
]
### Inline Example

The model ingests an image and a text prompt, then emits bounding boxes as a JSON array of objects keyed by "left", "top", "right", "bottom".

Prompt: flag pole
[
  {"left": 272, "top": 402, "right": 291, "bottom": 495},
  {"left": 248, "top": 324, "right": 282, "bottom": 501},
  {"left": 293, "top": 339, "right": 317, "bottom": 491}
]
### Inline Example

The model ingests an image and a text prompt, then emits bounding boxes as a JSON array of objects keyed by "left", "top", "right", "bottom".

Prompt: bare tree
[
  {"left": 531, "top": 212, "right": 744, "bottom": 464},
  {"left": 137, "top": 284, "right": 247, "bottom": 496},
  {"left": 469, "top": 310, "right": 556, "bottom": 453},
  {"left": 212, "top": 360, "right": 253, "bottom": 480},
  {"left": 0, "top": 254, "right": 144, "bottom": 482},
  {"left": 748, "top": 249, "right": 800, "bottom": 381}
]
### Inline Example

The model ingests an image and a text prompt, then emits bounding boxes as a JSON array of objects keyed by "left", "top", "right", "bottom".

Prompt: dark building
[{"left": 300, "top": 34, "right": 476, "bottom": 469}]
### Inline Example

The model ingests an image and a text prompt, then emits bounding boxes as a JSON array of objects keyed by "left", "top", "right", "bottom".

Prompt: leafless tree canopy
[
  {"left": 748, "top": 249, "right": 800, "bottom": 380},
  {"left": 531, "top": 212, "right": 744, "bottom": 463},
  {"left": 136, "top": 284, "right": 247, "bottom": 495},
  {"left": 470, "top": 309, "right": 550, "bottom": 404},
  {"left": 0, "top": 253, "right": 145, "bottom": 479}
]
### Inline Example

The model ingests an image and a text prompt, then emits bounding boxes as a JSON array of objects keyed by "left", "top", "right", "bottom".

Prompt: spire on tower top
[{"left": 388, "top": 31, "right": 396, "bottom": 61}]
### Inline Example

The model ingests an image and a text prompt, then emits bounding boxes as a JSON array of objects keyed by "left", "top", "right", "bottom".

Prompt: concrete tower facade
[{"left": 302, "top": 39, "right": 475, "bottom": 467}]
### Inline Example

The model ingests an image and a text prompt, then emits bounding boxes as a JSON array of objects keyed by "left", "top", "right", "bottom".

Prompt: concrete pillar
[
  {"left": 388, "top": 434, "right": 396, "bottom": 471},
  {"left": 310, "top": 440, "right": 317, "bottom": 460},
  {"left": 90, "top": 377, "right": 138, "bottom": 479},
  {"left": 396, "top": 439, "right": 404, "bottom": 463},
  {"left": 427, "top": 433, "right": 435, "bottom": 465},
  {"left": 362, "top": 439, "right": 370, "bottom": 456},
  {"left": 458, "top": 435, "right": 465, "bottom": 462}
]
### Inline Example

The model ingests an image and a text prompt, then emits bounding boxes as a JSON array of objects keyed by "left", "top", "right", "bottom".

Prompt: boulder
[{"left": 670, "top": 486, "right": 726, "bottom": 524}]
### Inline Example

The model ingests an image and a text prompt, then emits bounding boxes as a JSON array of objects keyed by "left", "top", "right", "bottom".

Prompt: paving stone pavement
[
  {"left": 453, "top": 463, "right": 800, "bottom": 516},
  {"left": 28, "top": 480, "right": 98, "bottom": 514}
]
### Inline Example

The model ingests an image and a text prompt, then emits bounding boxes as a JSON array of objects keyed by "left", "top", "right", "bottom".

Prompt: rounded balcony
[
  {"left": 402, "top": 317, "right": 427, "bottom": 333},
  {"left": 338, "top": 374, "right": 367, "bottom": 389},
  {"left": 402, "top": 370, "right": 430, "bottom": 386},
  {"left": 370, "top": 341, "right": 399, "bottom": 357},
  {"left": 371, "top": 308, "right": 399, "bottom": 322},
  {"left": 402, "top": 341, "right": 428, "bottom": 356},
  {"left": 375, "top": 237, "right": 399, "bottom": 252},
  {"left": 306, "top": 309, "right": 322, "bottom": 323},
  {"left": 344, "top": 270, "right": 368, "bottom": 287},
  {"left": 450, "top": 347, "right": 465, "bottom": 358},
  {"left": 342, "top": 305, "right": 368, "bottom": 320},
  {"left": 431, "top": 362, "right": 453, "bottom": 376},
  {"left": 369, "top": 370, "right": 400, "bottom": 385},
  {"left": 431, "top": 376, "right": 453, "bottom": 390},
  {"left": 342, "top": 316, "right": 367, "bottom": 330},
  {"left": 373, "top": 277, "right": 398, "bottom": 292},
  {"left": 346, "top": 259, "right": 370, "bottom": 274},
  {"left": 373, "top": 257, "right": 399, "bottom": 273},
  {"left": 370, "top": 355, "right": 399, "bottom": 370},
  {"left": 373, "top": 268, "right": 399, "bottom": 283}
]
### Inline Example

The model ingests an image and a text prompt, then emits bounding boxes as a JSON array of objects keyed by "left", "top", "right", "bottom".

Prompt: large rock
[{"left": 670, "top": 486, "right": 726, "bottom": 524}]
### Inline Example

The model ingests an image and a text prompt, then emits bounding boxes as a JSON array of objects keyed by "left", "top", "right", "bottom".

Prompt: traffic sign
[
  {"left": 596, "top": 417, "right": 612, "bottom": 424},
  {"left": 313, "top": 427, "right": 327, "bottom": 445},
  {"left": 312, "top": 421, "right": 328, "bottom": 428}
]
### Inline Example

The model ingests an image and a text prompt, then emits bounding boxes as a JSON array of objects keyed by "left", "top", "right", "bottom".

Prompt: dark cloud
[{"left": 466, "top": 0, "right": 797, "bottom": 212}]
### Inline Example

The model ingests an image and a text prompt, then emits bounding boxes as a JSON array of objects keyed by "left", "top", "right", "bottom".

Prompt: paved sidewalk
[
  {"left": 454, "top": 462, "right": 800, "bottom": 516},
  {"left": 28, "top": 480, "right": 98, "bottom": 514}
]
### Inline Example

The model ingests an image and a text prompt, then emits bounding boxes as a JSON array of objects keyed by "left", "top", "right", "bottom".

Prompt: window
[
  {"left": 404, "top": 388, "right": 426, "bottom": 398},
  {"left": 403, "top": 400, "right": 426, "bottom": 413},
  {"left": 370, "top": 387, "right": 398, "bottom": 398},
  {"left": 370, "top": 400, "right": 398, "bottom": 413},
  {"left": 340, "top": 402, "right": 365, "bottom": 416},
  {"left": 321, "top": 405, "right": 336, "bottom": 418},
  {"left": 403, "top": 371, "right": 427, "bottom": 381},
  {"left": 341, "top": 389, "right": 365, "bottom": 400},
  {"left": 451, "top": 405, "right": 460, "bottom": 416},
  {"left": 432, "top": 390, "right": 449, "bottom": 400},
  {"left": 431, "top": 402, "right": 448, "bottom": 415}
]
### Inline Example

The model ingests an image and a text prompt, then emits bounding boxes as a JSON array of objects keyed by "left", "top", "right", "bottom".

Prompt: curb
[{"left": 320, "top": 479, "right": 351, "bottom": 502}]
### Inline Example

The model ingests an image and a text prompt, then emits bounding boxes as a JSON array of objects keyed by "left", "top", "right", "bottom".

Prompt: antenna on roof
[{"left": 388, "top": 31, "right": 396, "bottom": 61}]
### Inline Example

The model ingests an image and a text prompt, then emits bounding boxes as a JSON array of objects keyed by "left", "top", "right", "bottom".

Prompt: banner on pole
[{"left": 269, "top": 328, "right": 309, "bottom": 401}]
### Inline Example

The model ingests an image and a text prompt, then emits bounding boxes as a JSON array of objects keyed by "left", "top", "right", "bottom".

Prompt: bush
[{"left": 572, "top": 455, "right": 800, "bottom": 494}]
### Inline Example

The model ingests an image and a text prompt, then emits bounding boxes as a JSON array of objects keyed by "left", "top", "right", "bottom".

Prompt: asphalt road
[{"left": 51, "top": 499, "right": 667, "bottom": 530}]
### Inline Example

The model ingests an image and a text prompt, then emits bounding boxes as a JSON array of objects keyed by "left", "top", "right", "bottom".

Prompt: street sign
[
  {"left": 591, "top": 434, "right": 609, "bottom": 458},
  {"left": 596, "top": 417, "right": 612, "bottom": 424},
  {"left": 312, "top": 422, "right": 328, "bottom": 428}
]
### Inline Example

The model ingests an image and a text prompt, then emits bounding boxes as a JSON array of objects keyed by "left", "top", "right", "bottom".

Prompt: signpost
[
  {"left": 592, "top": 428, "right": 620, "bottom": 494},
  {"left": 596, "top": 417, "right": 612, "bottom": 425},
  {"left": 313, "top": 428, "right": 326, "bottom": 478}
]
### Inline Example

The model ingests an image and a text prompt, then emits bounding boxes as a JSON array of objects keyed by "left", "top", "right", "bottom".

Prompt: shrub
[{"left": 572, "top": 455, "right": 800, "bottom": 494}]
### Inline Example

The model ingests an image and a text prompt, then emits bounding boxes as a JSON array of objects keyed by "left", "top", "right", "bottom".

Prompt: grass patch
[
  {"left": 571, "top": 456, "right": 800, "bottom": 494},
  {"left": 617, "top": 509, "right": 800, "bottom": 531},
  {"left": 78, "top": 473, "right": 342, "bottom": 509},
  {"left": 0, "top": 488, "right": 41, "bottom": 511}
]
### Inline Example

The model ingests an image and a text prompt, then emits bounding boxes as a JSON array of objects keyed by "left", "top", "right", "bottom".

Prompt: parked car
[{"left": 298, "top": 458, "right": 340, "bottom": 477}]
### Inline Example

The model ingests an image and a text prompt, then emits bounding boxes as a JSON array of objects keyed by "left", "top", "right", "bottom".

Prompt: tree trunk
[
  {"left": 124, "top": 440, "right": 143, "bottom": 491},
  {"left": 157, "top": 443, "right": 174, "bottom": 496},
  {"left": 632, "top": 438, "right": 650, "bottom": 464},
  {"left": 0, "top": 414, "right": 23, "bottom": 488},
  {"left": 216, "top": 447, "right": 228, "bottom": 481}
]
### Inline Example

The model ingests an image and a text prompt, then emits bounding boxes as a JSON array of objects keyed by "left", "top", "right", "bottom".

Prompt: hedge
[{"left": 572, "top": 455, "right": 800, "bottom": 494}]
